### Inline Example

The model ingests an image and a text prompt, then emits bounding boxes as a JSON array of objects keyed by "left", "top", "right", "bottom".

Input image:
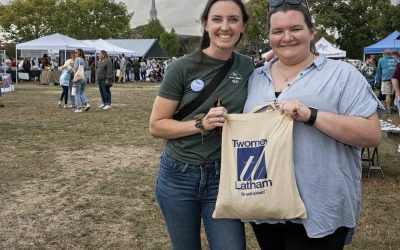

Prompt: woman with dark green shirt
[{"left": 149, "top": 1, "right": 254, "bottom": 249}]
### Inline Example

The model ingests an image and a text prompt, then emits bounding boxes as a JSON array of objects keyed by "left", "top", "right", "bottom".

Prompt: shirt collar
[{"left": 259, "top": 55, "right": 327, "bottom": 75}]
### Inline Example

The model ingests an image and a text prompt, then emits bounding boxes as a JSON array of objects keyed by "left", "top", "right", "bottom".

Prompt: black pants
[
  {"left": 251, "top": 222, "right": 349, "bottom": 250},
  {"left": 134, "top": 71, "right": 140, "bottom": 81},
  {"left": 141, "top": 70, "right": 146, "bottom": 80},
  {"left": 59, "top": 86, "right": 69, "bottom": 104}
]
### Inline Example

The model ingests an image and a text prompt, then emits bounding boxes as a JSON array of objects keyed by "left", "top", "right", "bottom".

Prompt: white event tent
[
  {"left": 16, "top": 33, "right": 95, "bottom": 51},
  {"left": 315, "top": 37, "right": 346, "bottom": 58},
  {"left": 15, "top": 33, "right": 96, "bottom": 83},
  {"left": 88, "top": 39, "right": 135, "bottom": 56}
]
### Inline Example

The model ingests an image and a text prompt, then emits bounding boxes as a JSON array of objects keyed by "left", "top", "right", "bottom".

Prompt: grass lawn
[{"left": 0, "top": 83, "right": 399, "bottom": 249}]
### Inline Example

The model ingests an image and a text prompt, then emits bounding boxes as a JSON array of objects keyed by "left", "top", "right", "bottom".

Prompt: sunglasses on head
[
  {"left": 268, "top": 0, "right": 308, "bottom": 8},
  {"left": 268, "top": 0, "right": 310, "bottom": 16}
]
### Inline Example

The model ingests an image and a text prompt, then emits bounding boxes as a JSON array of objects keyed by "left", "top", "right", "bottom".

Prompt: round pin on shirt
[{"left": 191, "top": 79, "right": 204, "bottom": 92}]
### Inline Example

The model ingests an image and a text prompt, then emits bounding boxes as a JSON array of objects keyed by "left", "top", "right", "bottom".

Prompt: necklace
[
  {"left": 275, "top": 65, "right": 299, "bottom": 83},
  {"left": 275, "top": 55, "right": 315, "bottom": 83}
]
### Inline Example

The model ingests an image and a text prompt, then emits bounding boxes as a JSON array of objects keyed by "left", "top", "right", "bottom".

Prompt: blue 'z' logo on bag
[{"left": 237, "top": 146, "right": 267, "bottom": 181}]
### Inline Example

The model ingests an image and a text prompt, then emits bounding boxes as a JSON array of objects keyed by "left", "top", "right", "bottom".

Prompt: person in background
[
  {"left": 361, "top": 58, "right": 377, "bottom": 89},
  {"left": 140, "top": 58, "right": 147, "bottom": 81},
  {"left": 391, "top": 63, "right": 400, "bottom": 117},
  {"left": 149, "top": 0, "right": 253, "bottom": 249},
  {"left": 125, "top": 57, "right": 132, "bottom": 82},
  {"left": 118, "top": 54, "right": 126, "bottom": 83},
  {"left": 4, "top": 56, "right": 11, "bottom": 69},
  {"left": 243, "top": 1, "right": 382, "bottom": 249},
  {"left": 376, "top": 49, "right": 399, "bottom": 113},
  {"left": 96, "top": 50, "right": 113, "bottom": 110},
  {"left": 88, "top": 56, "right": 96, "bottom": 83},
  {"left": 132, "top": 58, "right": 141, "bottom": 82},
  {"left": 21, "top": 57, "right": 31, "bottom": 75},
  {"left": 63, "top": 51, "right": 76, "bottom": 108},
  {"left": 41, "top": 54, "right": 50, "bottom": 70},
  {"left": 73, "top": 48, "right": 90, "bottom": 113},
  {"left": 58, "top": 60, "right": 74, "bottom": 109}
]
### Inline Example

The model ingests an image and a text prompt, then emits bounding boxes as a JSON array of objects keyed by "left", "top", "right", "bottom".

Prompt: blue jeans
[
  {"left": 74, "top": 79, "right": 88, "bottom": 108},
  {"left": 156, "top": 152, "right": 245, "bottom": 250},
  {"left": 98, "top": 79, "right": 111, "bottom": 105}
]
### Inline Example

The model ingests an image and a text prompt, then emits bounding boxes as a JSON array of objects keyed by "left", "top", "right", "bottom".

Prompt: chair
[{"left": 361, "top": 147, "right": 385, "bottom": 178}]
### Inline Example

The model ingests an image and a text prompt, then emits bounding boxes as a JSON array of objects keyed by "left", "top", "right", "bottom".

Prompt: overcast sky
[
  {"left": 0, "top": 0, "right": 207, "bottom": 36},
  {"left": 120, "top": 0, "right": 207, "bottom": 36}
]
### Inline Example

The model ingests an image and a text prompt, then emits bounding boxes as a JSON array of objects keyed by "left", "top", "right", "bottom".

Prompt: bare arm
[
  {"left": 280, "top": 100, "right": 381, "bottom": 148},
  {"left": 149, "top": 96, "right": 227, "bottom": 140}
]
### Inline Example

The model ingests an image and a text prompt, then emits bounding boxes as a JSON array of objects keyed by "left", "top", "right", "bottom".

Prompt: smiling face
[
  {"left": 269, "top": 10, "right": 315, "bottom": 65},
  {"left": 203, "top": 0, "right": 246, "bottom": 57}
]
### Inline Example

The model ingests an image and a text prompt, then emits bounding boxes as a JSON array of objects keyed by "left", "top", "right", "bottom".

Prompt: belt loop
[
  {"left": 214, "top": 160, "right": 220, "bottom": 176},
  {"left": 181, "top": 163, "right": 189, "bottom": 173}
]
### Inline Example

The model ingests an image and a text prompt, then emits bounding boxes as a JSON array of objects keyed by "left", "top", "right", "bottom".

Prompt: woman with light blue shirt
[
  {"left": 243, "top": 1, "right": 383, "bottom": 249},
  {"left": 73, "top": 48, "right": 90, "bottom": 113}
]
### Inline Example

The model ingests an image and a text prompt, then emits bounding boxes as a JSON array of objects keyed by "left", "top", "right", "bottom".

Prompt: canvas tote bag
[
  {"left": 213, "top": 103, "right": 307, "bottom": 220},
  {"left": 73, "top": 61, "right": 85, "bottom": 82}
]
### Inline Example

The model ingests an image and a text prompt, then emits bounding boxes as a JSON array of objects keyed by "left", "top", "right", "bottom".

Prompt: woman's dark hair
[
  {"left": 200, "top": 0, "right": 249, "bottom": 49},
  {"left": 75, "top": 48, "right": 85, "bottom": 58},
  {"left": 267, "top": 4, "right": 317, "bottom": 54}
]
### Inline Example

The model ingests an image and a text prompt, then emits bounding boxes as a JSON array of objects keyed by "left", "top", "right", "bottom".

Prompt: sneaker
[
  {"left": 63, "top": 104, "right": 68, "bottom": 109},
  {"left": 74, "top": 108, "right": 82, "bottom": 113},
  {"left": 98, "top": 104, "right": 105, "bottom": 108},
  {"left": 103, "top": 105, "right": 111, "bottom": 110},
  {"left": 84, "top": 103, "right": 90, "bottom": 111},
  {"left": 58, "top": 100, "right": 61, "bottom": 106}
]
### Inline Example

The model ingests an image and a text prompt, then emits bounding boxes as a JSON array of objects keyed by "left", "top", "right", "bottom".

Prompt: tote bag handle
[{"left": 249, "top": 102, "right": 279, "bottom": 114}]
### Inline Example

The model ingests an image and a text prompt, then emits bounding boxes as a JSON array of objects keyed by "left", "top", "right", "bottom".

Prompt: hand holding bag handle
[{"left": 249, "top": 102, "right": 279, "bottom": 114}]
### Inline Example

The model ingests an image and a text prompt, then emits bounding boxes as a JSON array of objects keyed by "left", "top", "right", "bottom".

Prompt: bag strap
[{"left": 173, "top": 55, "right": 235, "bottom": 121}]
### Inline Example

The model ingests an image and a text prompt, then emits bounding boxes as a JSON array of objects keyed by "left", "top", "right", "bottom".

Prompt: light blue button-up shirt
[{"left": 243, "top": 56, "right": 383, "bottom": 238}]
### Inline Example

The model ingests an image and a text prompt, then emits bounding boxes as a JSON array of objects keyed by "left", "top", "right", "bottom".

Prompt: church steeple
[{"left": 150, "top": 0, "right": 157, "bottom": 21}]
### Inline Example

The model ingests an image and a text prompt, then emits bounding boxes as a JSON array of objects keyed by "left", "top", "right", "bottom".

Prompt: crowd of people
[
  {"left": 345, "top": 50, "right": 400, "bottom": 117},
  {"left": 113, "top": 55, "right": 166, "bottom": 83},
  {"left": 51, "top": 49, "right": 171, "bottom": 113}
]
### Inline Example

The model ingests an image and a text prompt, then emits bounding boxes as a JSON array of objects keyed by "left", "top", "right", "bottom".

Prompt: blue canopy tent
[{"left": 364, "top": 31, "right": 400, "bottom": 55}]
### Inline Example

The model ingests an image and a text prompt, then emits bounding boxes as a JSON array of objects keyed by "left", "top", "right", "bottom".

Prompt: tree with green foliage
[
  {"left": 160, "top": 28, "right": 180, "bottom": 57},
  {"left": 0, "top": 0, "right": 133, "bottom": 42},
  {"left": 309, "top": 0, "right": 400, "bottom": 58},
  {"left": 238, "top": 0, "right": 268, "bottom": 58},
  {"left": 179, "top": 35, "right": 201, "bottom": 56},
  {"left": 142, "top": 20, "right": 166, "bottom": 40},
  {"left": 132, "top": 25, "right": 146, "bottom": 39}
]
